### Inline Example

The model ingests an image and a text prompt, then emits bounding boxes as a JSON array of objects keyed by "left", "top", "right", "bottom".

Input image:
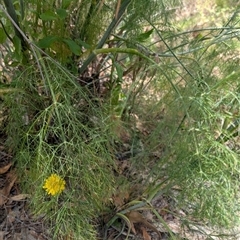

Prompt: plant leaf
[
  {"left": 38, "top": 36, "right": 59, "bottom": 48},
  {"left": 40, "top": 11, "right": 58, "bottom": 21},
  {"left": 62, "top": 0, "right": 72, "bottom": 8},
  {"left": 12, "top": 36, "right": 22, "bottom": 62},
  {"left": 56, "top": 8, "right": 68, "bottom": 19},
  {"left": 115, "top": 62, "right": 123, "bottom": 83},
  {"left": 0, "top": 28, "right": 7, "bottom": 44},
  {"left": 77, "top": 39, "right": 91, "bottom": 49},
  {"left": 63, "top": 39, "right": 82, "bottom": 56},
  {"left": 135, "top": 29, "right": 154, "bottom": 42}
]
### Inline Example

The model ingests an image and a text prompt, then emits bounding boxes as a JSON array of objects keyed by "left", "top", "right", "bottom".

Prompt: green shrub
[{"left": 1, "top": 0, "right": 240, "bottom": 239}]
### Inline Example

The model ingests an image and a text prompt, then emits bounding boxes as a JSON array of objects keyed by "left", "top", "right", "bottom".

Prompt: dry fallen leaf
[
  {"left": 126, "top": 211, "right": 161, "bottom": 239},
  {"left": 24, "top": 231, "right": 38, "bottom": 240},
  {"left": 0, "top": 162, "right": 12, "bottom": 174},
  {"left": 129, "top": 221, "right": 137, "bottom": 235},
  {"left": 0, "top": 171, "right": 17, "bottom": 206},
  {"left": 7, "top": 209, "right": 19, "bottom": 224},
  {"left": 167, "top": 221, "right": 181, "bottom": 234},
  {"left": 117, "top": 160, "right": 129, "bottom": 174},
  {"left": 0, "top": 231, "right": 5, "bottom": 240},
  {"left": 10, "top": 194, "right": 30, "bottom": 201},
  {"left": 112, "top": 195, "right": 125, "bottom": 208},
  {"left": 141, "top": 226, "right": 151, "bottom": 240},
  {"left": 12, "top": 233, "right": 22, "bottom": 240},
  {"left": 112, "top": 187, "right": 130, "bottom": 209},
  {"left": 110, "top": 115, "right": 131, "bottom": 143}
]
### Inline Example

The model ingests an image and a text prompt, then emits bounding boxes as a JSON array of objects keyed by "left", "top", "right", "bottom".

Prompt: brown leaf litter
[{"left": 0, "top": 149, "right": 50, "bottom": 240}]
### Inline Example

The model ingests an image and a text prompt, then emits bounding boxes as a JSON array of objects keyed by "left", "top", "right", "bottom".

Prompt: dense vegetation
[{"left": 0, "top": 0, "right": 239, "bottom": 239}]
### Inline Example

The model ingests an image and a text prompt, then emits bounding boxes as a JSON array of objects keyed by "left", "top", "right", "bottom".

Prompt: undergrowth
[
  {"left": 133, "top": 14, "right": 240, "bottom": 228},
  {"left": 0, "top": 0, "right": 240, "bottom": 239},
  {"left": 4, "top": 60, "right": 117, "bottom": 239}
]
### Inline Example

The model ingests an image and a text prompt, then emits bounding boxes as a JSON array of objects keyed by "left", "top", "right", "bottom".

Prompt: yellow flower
[{"left": 43, "top": 174, "right": 66, "bottom": 196}]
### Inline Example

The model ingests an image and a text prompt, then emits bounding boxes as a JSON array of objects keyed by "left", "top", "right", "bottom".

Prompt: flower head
[{"left": 43, "top": 174, "right": 66, "bottom": 196}]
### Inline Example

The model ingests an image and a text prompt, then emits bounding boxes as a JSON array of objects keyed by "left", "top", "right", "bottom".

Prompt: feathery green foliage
[{"left": 0, "top": 0, "right": 240, "bottom": 239}]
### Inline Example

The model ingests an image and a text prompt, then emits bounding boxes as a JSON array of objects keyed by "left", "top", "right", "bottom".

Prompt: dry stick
[
  {"left": 115, "top": 0, "right": 121, "bottom": 19},
  {"left": 96, "top": 0, "right": 105, "bottom": 16}
]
